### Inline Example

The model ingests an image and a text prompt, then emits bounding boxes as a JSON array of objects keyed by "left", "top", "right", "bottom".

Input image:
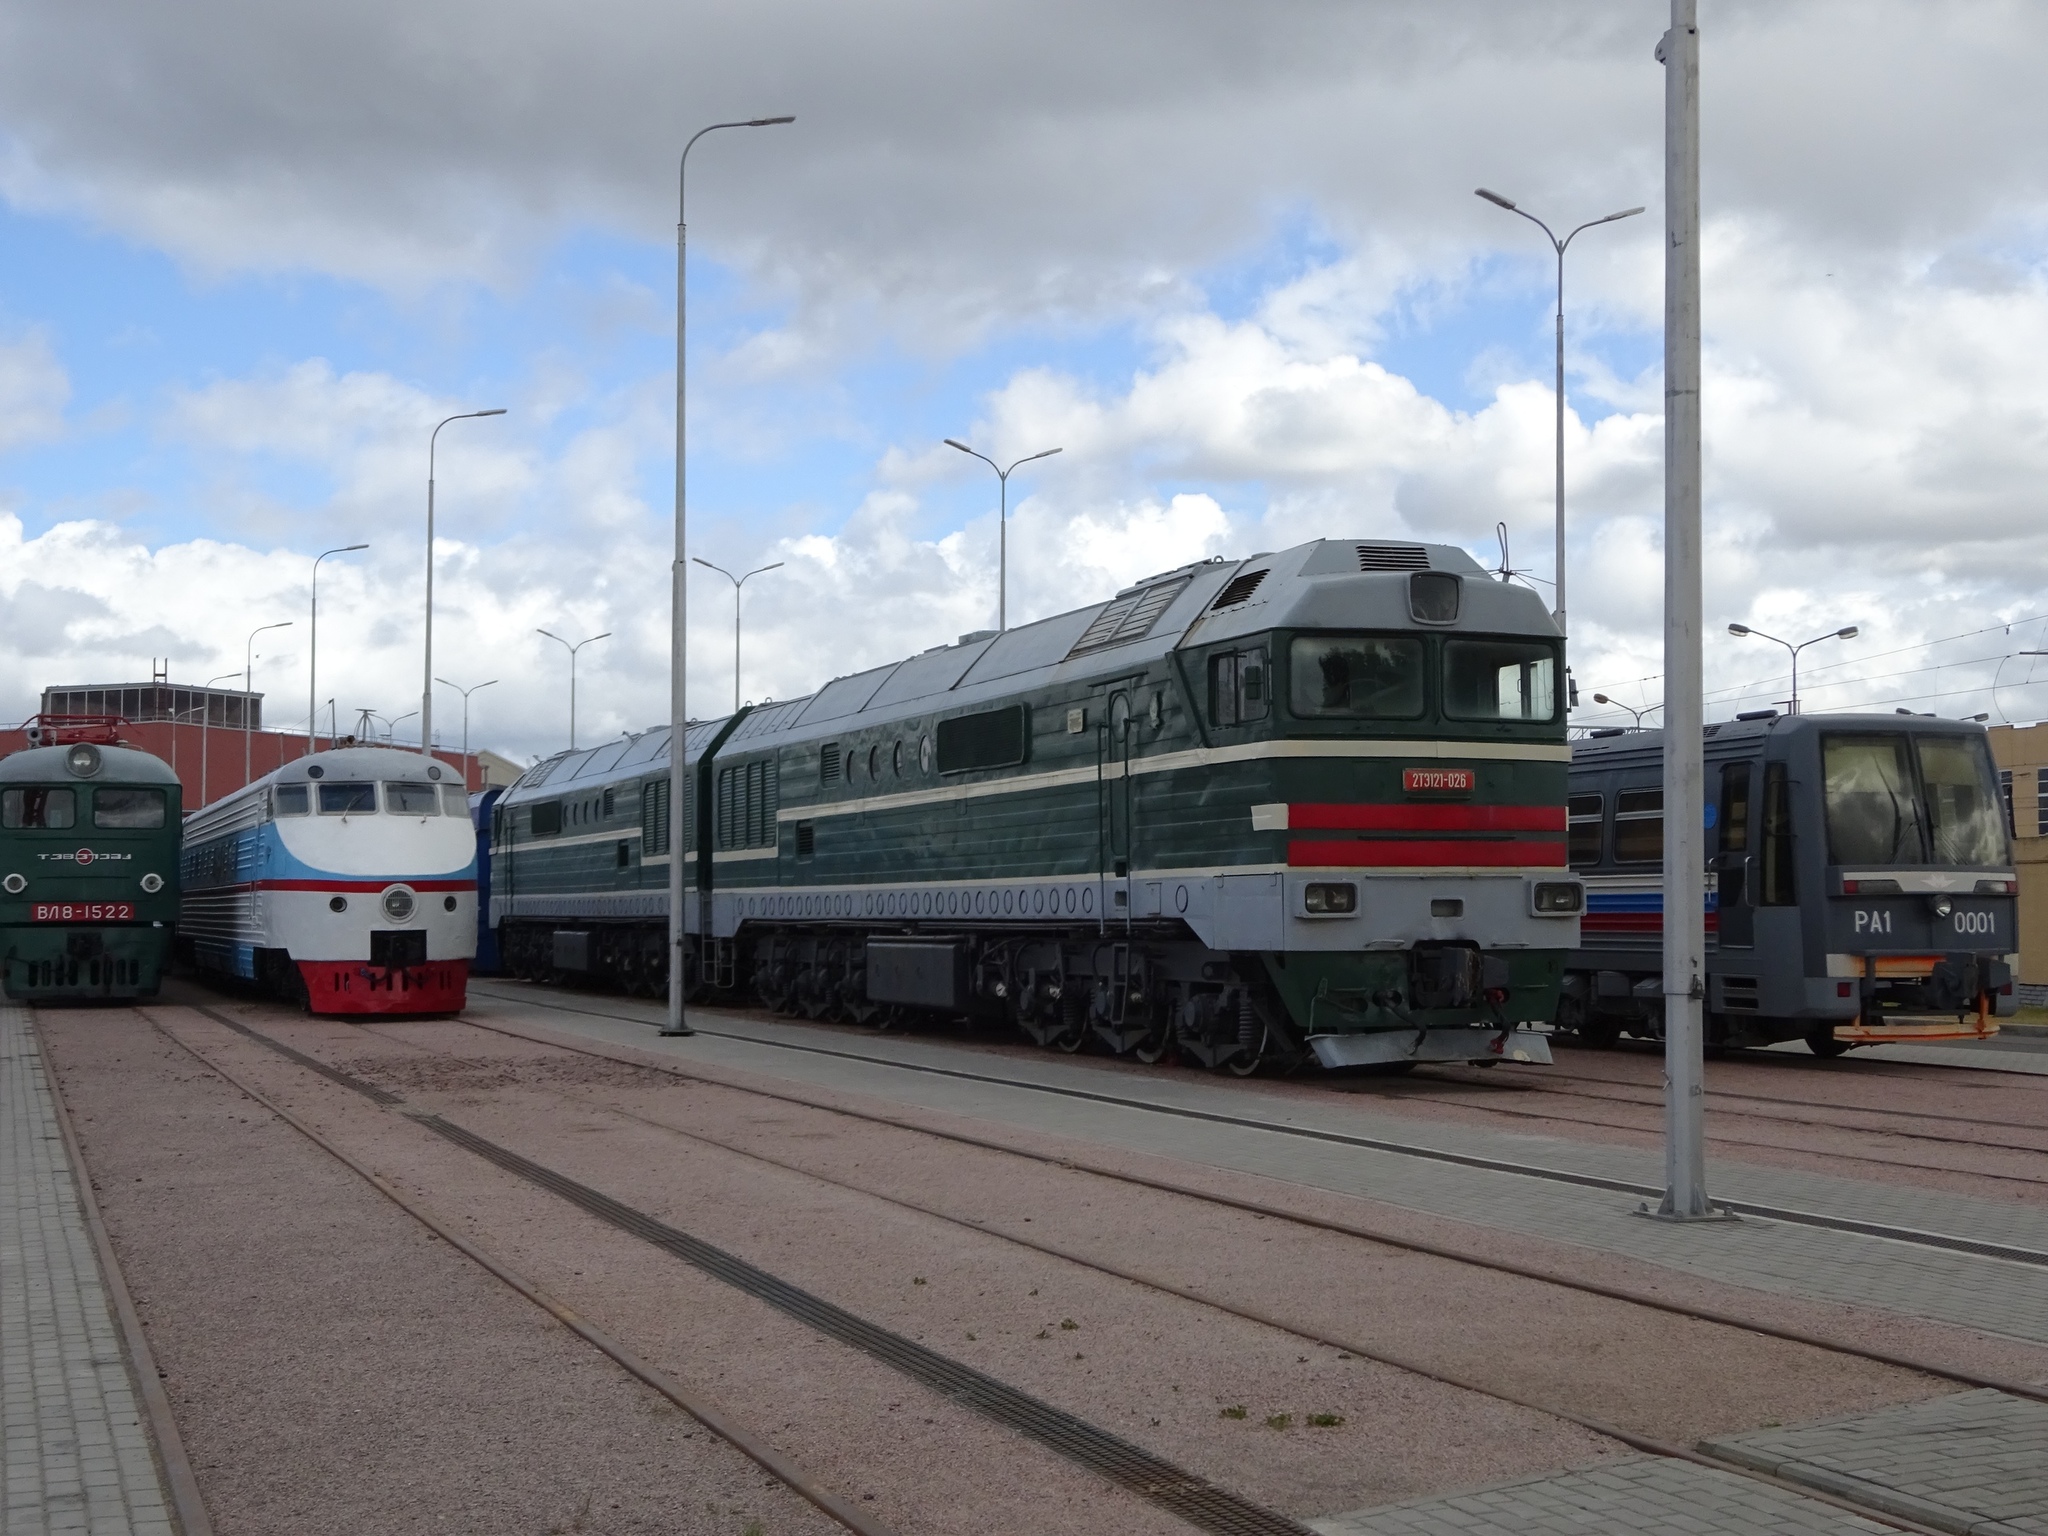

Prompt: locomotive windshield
[
  {"left": 1444, "top": 639, "right": 1558, "bottom": 722},
  {"left": 1288, "top": 636, "right": 1424, "bottom": 718},
  {"left": 1822, "top": 731, "right": 2009, "bottom": 866},
  {"left": 92, "top": 788, "right": 166, "bottom": 828},
  {"left": 317, "top": 782, "right": 378, "bottom": 815},
  {"left": 1, "top": 787, "right": 75, "bottom": 828}
]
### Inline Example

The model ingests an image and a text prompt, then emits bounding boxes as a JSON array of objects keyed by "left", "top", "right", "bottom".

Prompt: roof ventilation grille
[
  {"left": 1066, "top": 576, "right": 1193, "bottom": 658},
  {"left": 1356, "top": 543, "right": 1431, "bottom": 571},
  {"left": 1209, "top": 569, "right": 1267, "bottom": 610}
]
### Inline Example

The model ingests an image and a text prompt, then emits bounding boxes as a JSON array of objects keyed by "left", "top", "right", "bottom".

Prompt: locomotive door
[
  {"left": 1097, "top": 693, "right": 1135, "bottom": 927},
  {"left": 1713, "top": 760, "right": 1755, "bottom": 950}
]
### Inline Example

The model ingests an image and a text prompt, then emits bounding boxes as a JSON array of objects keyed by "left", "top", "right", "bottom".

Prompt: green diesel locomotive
[
  {"left": 1, "top": 723, "right": 181, "bottom": 1001},
  {"left": 491, "top": 538, "right": 1582, "bottom": 1074}
]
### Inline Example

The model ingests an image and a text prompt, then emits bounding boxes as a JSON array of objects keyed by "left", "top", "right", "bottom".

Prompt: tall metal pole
[
  {"left": 311, "top": 544, "right": 368, "bottom": 754},
  {"left": 1473, "top": 193, "right": 1642, "bottom": 637},
  {"left": 423, "top": 409, "right": 505, "bottom": 760},
  {"left": 691, "top": 559, "right": 783, "bottom": 712},
  {"left": 943, "top": 440, "right": 1062, "bottom": 633},
  {"left": 1658, "top": 0, "right": 1711, "bottom": 1221},
  {"left": 666, "top": 114, "right": 793, "bottom": 1038},
  {"left": 244, "top": 621, "right": 291, "bottom": 790}
]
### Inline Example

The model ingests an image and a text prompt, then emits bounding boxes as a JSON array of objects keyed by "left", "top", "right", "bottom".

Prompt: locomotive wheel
[
  {"left": 1805, "top": 1026, "right": 1852, "bottom": 1059},
  {"left": 1129, "top": 1013, "right": 1173, "bottom": 1065},
  {"left": 1222, "top": 1018, "right": 1267, "bottom": 1077}
]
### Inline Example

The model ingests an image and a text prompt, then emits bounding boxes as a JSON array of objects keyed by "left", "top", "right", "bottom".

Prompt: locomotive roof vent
[
  {"left": 1065, "top": 575, "right": 1193, "bottom": 658},
  {"left": 1735, "top": 708, "right": 1779, "bottom": 721},
  {"left": 1357, "top": 542, "right": 1432, "bottom": 571},
  {"left": 1209, "top": 569, "right": 1268, "bottom": 610}
]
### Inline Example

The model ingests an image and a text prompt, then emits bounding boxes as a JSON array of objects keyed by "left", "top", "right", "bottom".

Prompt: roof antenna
[{"left": 1494, "top": 523, "right": 1554, "bottom": 593}]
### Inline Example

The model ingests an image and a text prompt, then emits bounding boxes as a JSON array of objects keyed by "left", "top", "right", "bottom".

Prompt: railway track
[
  {"left": 168, "top": 996, "right": 2048, "bottom": 1536},
  {"left": 467, "top": 982, "right": 2048, "bottom": 1272}
]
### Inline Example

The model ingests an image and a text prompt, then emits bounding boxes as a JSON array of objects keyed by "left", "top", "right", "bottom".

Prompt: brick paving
[
  {"left": 490, "top": 994, "right": 2048, "bottom": 1346},
  {"left": 1705, "top": 1389, "right": 2048, "bottom": 1535},
  {"left": 0, "top": 1000, "right": 174, "bottom": 1536},
  {"left": 1308, "top": 1456, "right": 1895, "bottom": 1535}
]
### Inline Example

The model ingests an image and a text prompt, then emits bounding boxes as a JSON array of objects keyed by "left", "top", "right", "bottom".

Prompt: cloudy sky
[{"left": 4, "top": 0, "right": 2048, "bottom": 762}]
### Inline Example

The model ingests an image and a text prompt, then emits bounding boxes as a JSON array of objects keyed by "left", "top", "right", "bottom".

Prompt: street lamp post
[
  {"left": 244, "top": 621, "right": 292, "bottom": 789},
  {"left": 389, "top": 710, "right": 419, "bottom": 745},
  {"left": 943, "top": 440, "right": 1062, "bottom": 632},
  {"left": 1591, "top": 693, "right": 1660, "bottom": 730},
  {"left": 669, "top": 113, "right": 795, "bottom": 1039},
  {"left": 311, "top": 543, "right": 368, "bottom": 754},
  {"left": 537, "top": 629, "right": 610, "bottom": 751},
  {"left": 435, "top": 677, "right": 499, "bottom": 787},
  {"left": 423, "top": 409, "right": 506, "bottom": 760},
  {"left": 1726, "top": 624, "right": 1859, "bottom": 715},
  {"left": 198, "top": 671, "right": 239, "bottom": 807},
  {"left": 1474, "top": 189, "right": 1643, "bottom": 636},
  {"left": 691, "top": 559, "right": 783, "bottom": 712}
]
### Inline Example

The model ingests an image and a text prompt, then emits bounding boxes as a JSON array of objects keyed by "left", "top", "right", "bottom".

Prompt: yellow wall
[{"left": 1986, "top": 724, "right": 2048, "bottom": 984}]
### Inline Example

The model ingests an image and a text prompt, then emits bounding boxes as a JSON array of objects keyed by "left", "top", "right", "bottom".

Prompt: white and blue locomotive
[{"left": 180, "top": 747, "right": 477, "bottom": 1014}]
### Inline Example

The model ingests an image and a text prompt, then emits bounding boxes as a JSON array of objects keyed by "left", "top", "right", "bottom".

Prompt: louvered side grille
[
  {"left": 1209, "top": 569, "right": 1267, "bottom": 609},
  {"left": 1357, "top": 543, "right": 1431, "bottom": 571},
  {"left": 1066, "top": 576, "right": 1192, "bottom": 658}
]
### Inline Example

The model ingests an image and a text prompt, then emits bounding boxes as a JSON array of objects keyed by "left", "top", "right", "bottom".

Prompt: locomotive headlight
[
  {"left": 1930, "top": 895, "right": 1954, "bottom": 920},
  {"left": 381, "top": 885, "right": 417, "bottom": 922},
  {"left": 139, "top": 873, "right": 164, "bottom": 894},
  {"left": 65, "top": 743, "right": 103, "bottom": 778},
  {"left": 1303, "top": 882, "right": 1357, "bottom": 915},
  {"left": 1532, "top": 881, "right": 1584, "bottom": 915},
  {"left": 2, "top": 873, "right": 24, "bottom": 894}
]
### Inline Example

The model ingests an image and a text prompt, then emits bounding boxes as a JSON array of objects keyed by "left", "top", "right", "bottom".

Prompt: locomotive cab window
[
  {"left": 1, "top": 788, "right": 74, "bottom": 829},
  {"left": 1443, "top": 639, "right": 1557, "bottom": 722},
  {"left": 319, "top": 782, "right": 378, "bottom": 815},
  {"left": 274, "top": 784, "right": 310, "bottom": 816},
  {"left": 1288, "top": 636, "right": 1424, "bottom": 719},
  {"left": 92, "top": 788, "right": 166, "bottom": 829},
  {"left": 385, "top": 782, "right": 440, "bottom": 816},
  {"left": 441, "top": 785, "right": 468, "bottom": 816},
  {"left": 1209, "top": 647, "right": 1270, "bottom": 727},
  {"left": 1919, "top": 734, "right": 2009, "bottom": 866}
]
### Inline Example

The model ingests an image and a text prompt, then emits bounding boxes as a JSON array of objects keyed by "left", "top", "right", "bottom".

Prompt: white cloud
[{"left": 0, "top": 330, "right": 68, "bottom": 451}]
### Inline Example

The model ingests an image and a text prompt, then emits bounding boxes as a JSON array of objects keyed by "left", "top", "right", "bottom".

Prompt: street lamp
[
  {"left": 1726, "top": 623, "right": 1859, "bottom": 715},
  {"left": 198, "top": 671, "right": 240, "bottom": 808},
  {"left": 670, "top": 112, "right": 794, "bottom": 1039},
  {"left": 1474, "top": 188, "right": 1644, "bottom": 636},
  {"left": 389, "top": 710, "right": 419, "bottom": 745},
  {"left": 423, "top": 408, "right": 506, "bottom": 760},
  {"left": 537, "top": 629, "right": 610, "bottom": 751},
  {"left": 691, "top": 558, "right": 783, "bottom": 713},
  {"left": 435, "top": 677, "right": 499, "bottom": 787},
  {"left": 245, "top": 621, "right": 292, "bottom": 788},
  {"left": 1592, "top": 693, "right": 1660, "bottom": 730},
  {"left": 943, "top": 440, "right": 1062, "bottom": 632},
  {"left": 311, "top": 543, "right": 368, "bottom": 754}
]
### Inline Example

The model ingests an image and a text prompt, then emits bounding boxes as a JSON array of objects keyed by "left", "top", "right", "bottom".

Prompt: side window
[
  {"left": 441, "top": 785, "right": 468, "bottom": 817},
  {"left": 1613, "top": 787, "right": 1663, "bottom": 864},
  {"left": 274, "top": 784, "right": 310, "bottom": 817},
  {"left": 530, "top": 800, "right": 563, "bottom": 837},
  {"left": 1211, "top": 653, "right": 1240, "bottom": 727},
  {"left": 1760, "top": 762, "right": 1796, "bottom": 905},
  {"left": 1718, "top": 762, "right": 1752, "bottom": 855},
  {"left": 1209, "top": 648, "right": 1271, "bottom": 727},
  {"left": 1567, "top": 794, "right": 1603, "bottom": 869}
]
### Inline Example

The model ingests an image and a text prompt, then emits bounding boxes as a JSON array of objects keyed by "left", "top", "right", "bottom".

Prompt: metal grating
[
  {"left": 1356, "top": 543, "right": 1431, "bottom": 571},
  {"left": 1209, "top": 570, "right": 1267, "bottom": 610},
  {"left": 1065, "top": 576, "right": 1192, "bottom": 659}
]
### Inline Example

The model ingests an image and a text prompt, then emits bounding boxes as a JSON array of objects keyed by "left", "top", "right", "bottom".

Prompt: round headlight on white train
[
  {"left": 381, "top": 885, "right": 417, "bottom": 922},
  {"left": 2, "top": 873, "right": 25, "bottom": 894},
  {"left": 140, "top": 873, "right": 164, "bottom": 893}
]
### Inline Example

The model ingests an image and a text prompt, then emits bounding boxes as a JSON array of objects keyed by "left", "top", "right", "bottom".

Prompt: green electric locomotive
[{"left": 0, "top": 723, "right": 181, "bottom": 1001}]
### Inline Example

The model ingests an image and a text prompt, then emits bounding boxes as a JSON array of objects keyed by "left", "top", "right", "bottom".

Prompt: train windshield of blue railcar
[
  {"left": 1824, "top": 734, "right": 1928, "bottom": 863},
  {"left": 385, "top": 781, "right": 440, "bottom": 816},
  {"left": 1443, "top": 639, "right": 1559, "bottom": 722},
  {"left": 1288, "top": 636, "right": 1424, "bottom": 718},
  {"left": 1917, "top": 734, "right": 2009, "bottom": 866},
  {"left": 317, "top": 782, "right": 378, "bottom": 815},
  {"left": 1, "top": 787, "right": 75, "bottom": 828},
  {"left": 92, "top": 788, "right": 166, "bottom": 828}
]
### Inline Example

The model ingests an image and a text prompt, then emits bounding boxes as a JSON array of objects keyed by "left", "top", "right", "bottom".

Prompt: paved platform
[
  {"left": 473, "top": 987, "right": 2048, "bottom": 1348},
  {"left": 1705, "top": 1389, "right": 2048, "bottom": 1535},
  {"left": 1309, "top": 1455, "right": 1894, "bottom": 1534},
  {"left": 1, "top": 1001, "right": 175, "bottom": 1536}
]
